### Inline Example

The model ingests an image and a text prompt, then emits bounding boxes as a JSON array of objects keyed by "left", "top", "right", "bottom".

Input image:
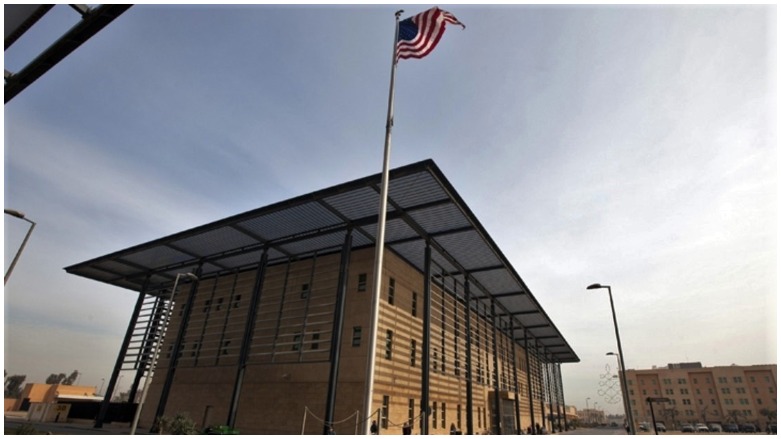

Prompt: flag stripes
[{"left": 396, "top": 7, "right": 464, "bottom": 60}]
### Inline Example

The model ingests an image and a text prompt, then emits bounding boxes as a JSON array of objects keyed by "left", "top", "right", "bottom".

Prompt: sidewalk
[{"left": 5, "top": 412, "right": 140, "bottom": 435}]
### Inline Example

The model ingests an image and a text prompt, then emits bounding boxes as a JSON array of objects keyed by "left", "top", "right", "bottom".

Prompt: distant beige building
[
  {"left": 624, "top": 362, "right": 777, "bottom": 430},
  {"left": 67, "top": 160, "right": 579, "bottom": 435},
  {"left": 10, "top": 383, "right": 99, "bottom": 411}
]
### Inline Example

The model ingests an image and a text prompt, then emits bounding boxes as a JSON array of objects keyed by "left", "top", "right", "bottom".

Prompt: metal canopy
[{"left": 65, "top": 159, "right": 579, "bottom": 363}]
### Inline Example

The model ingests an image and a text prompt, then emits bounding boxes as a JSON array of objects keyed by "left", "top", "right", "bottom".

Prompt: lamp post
[
  {"left": 608, "top": 352, "right": 631, "bottom": 432},
  {"left": 4, "top": 208, "right": 36, "bottom": 285},
  {"left": 588, "top": 283, "right": 635, "bottom": 434},
  {"left": 586, "top": 397, "right": 591, "bottom": 426},
  {"left": 130, "top": 272, "right": 198, "bottom": 435}
]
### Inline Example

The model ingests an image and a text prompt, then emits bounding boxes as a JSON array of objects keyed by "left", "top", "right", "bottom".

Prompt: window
[
  {"left": 408, "top": 399, "right": 415, "bottom": 424},
  {"left": 191, "top": 342, "right": 200, "bottom": 357},
  {"left": 385, "top": 330, "right": 393, "bottom": 359},
  {"left": 352, "top": 326, "right": 362, "bottom": 347},
  {"left": 412, "top": 292, "right": 418, "bottom": 317},
  {"left": 433, "top": 402, "right": 438, "bottom": 428},
  {"left": 233, "top": 294, "right": 242, "bottom": 309},
  {"left": 733, "top": 377, "right": 743, "bottom": 383},
  {"left": 358, "top": 273, "right": 367, "bottom": 291},
  {"left": 388, "top": 278, "right": 395, "bottom": 305},
  {"left": 203, "top": 299, "right": 211, "bottom": 313},
  {"left": 457, "top": 404, "right": 461, "bottom": 430},
  {"left": 216, "top": 297, "right": 223, "bottom": 311},
  {"left": 292, "top": 333, "right": 302, "bottom": 351},
  {"left": 311, "top": 332, "right": 320, "bottom": 350},
  {"left": 410, "top": 339, "right": 417, "bottom": 367},
  {"left": 221, "top": 340, "right": 230, "bottom": 355},
  {"left": 300, "top": 283, "right": 310, "bottom": 299},
  {"left": 382, "top": 395, "right": 390, "bottom": 429},
  {"left": 442, "top": 402, "right": 446, "bottom": 429}
]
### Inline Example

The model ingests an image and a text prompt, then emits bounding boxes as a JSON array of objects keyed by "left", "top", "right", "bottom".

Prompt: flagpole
[{"left": 363, "top": 9, "right": 403, "bottom": 435}]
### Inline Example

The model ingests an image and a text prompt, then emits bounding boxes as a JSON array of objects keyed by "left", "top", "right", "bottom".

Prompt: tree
[
  {"left": 45, "top": 373, "right": 66, "bottom": 384},
  {"left": 63, "top": 370, "right": 79, "bottom": 385},
  {"left": 45, "top": 370, "right": 79, "bottom": 385},
  {"left": 5, "top": 374, "right": 26, "bottom": 398},
  {"left": 157, "top": 413, "right": 198, "bottom": 434},
  {"left": 725, "top": 409, "right": 744, "bottom": 424},
  {"left": 760, "top": 408, "right": 777, "bottom": 424}
]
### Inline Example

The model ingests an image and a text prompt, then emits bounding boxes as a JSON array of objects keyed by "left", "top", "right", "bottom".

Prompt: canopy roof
[{"left": 66, "top": 159, "right": 578, "bottom": 363}]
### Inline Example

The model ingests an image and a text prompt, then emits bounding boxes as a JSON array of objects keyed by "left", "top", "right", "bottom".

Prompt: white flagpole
[{"left": 363, "top": 9, "right": 403, "bottom": 434}]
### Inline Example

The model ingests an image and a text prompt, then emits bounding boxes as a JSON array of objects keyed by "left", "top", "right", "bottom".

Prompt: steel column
[
  {"left": 153, "top": 265, "right": 202, "bottom": 426},
  {"left": 510, "top": 319, "right": 521, "bottom": 434},
  {"left": 545, "top": 359, "right": 555, "bottom": 432},
  {"left": 95, "top": 276, "right": 149, "bottom": 428},
  {"left": 536, "top": 345, "right": 546, "bottom": 434},
  {"left": 226, "top": 250, "right": 268, "bottom": 427},
  {"left": 464, "top": 277, "right": 474, "bottom": 435},
  {"left": 94, "top": 276, "right": 149, "bottom": 428},
  {"left": 490, "top": 300, "right": 501, "bottom": 434},
  {"left": 323, "top": 230, "right": 352, "bottom": 434},
  {"left": 554, "top": 363, "right": 563, "bottom": 432},
  {"left": 420, "top": 242, "right": 432, "bottom": 435},
  {"left": 128, "top": 295, "right": 165, "bottom": 405},
  {"left": 524, "top": 331, "right": 535, "bottom": 434},
  {"left": 558, "top": 363, "right": 569, "bottom": 431}
]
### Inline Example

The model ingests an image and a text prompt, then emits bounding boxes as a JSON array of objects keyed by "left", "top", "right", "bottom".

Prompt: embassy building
[{"left": 67, "top": 160, "right": 579, "bottom": 435}]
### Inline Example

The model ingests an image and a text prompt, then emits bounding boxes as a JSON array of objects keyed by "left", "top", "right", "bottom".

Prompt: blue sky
[{"left": 3, "top": 4, "right": 776, "bottom": 414}]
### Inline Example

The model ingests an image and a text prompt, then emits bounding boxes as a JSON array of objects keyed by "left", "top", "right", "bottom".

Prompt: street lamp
[
  {"left": 586, "top": 397, "right": 591, "bottom": 426},
  {"left": 4, "top": 208, "right": 36, "bottom": 285},
  {"left": 588, "top": 283, "right": 635, "bottom": 434},
  {"left": 130, "top": 272, "right": 198, "bottom": 435},
  {"left": 608, "top": 352, "right": 632, "bottom": 432}
]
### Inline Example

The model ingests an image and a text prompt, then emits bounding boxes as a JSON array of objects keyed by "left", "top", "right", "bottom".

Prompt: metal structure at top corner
[{"left": 4, "top": 4, "right": 132, "bottom": 104}]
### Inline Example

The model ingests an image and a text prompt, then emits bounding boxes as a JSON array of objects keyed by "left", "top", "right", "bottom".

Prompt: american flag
[{"left": 396, "top": 7, "right": 464, "bottom": 61}]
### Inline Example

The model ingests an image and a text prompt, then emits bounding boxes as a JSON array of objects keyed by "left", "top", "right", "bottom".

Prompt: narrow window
[
  {"left": 385, "top": 330, "right": 393, "bottom": 359},
  {"left": 388, "top": 278, "right": 395, "bottom": 305},
  {"left": 292, "top": 333, "right": 302, "bottom": 351},
  {"left": 233, "top": 294, "right": 242, "bottom": 309},
  {"left": 352, "top": 326, "right": 362, "bottom": 347},
  {"left": 221, "top": 340, "right": 230, "bottom": 355},
  {"left": 412, "top": 292, "right": 418, "bottom": 317},
  {"left": 410, "top": 339, "right": 417, "bottom": 367},
  {"left": 408, "top": 399, "right": 415, "bottom": 425},
  {"left": 433, "top": 402, "right": 437, "bottom": 429},
  {"left": 358, "top": 273, "right": 367, "bottom": 292},
  {"left": 301, "top": 283, "right": 310, "bottom": 299},
  {"left": 382, "top": 395, "right": 390, "bottom": 429},
  {"left": 311, "top": 332, "right": 320, "bottom": 350},
  {"left": 442, "top": 402, "right": 446, "bottom": 429},
  {"left": 203, "top": 299, "right": 211, "bottom": 313},
  {"left": 216, "top": 297, "right": 223, "bottom": 311}
]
